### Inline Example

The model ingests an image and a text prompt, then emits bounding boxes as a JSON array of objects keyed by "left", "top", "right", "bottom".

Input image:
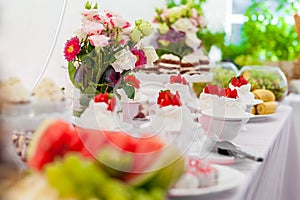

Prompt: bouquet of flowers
[
  {"left": 64, "top": 1, "right": 157, "bottom": 104},
  {"left": 153, "top": 1, "right": 206, "bottom": 58}
]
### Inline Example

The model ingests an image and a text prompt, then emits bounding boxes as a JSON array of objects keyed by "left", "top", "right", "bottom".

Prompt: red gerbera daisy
[
  {"left": 64, "top": 37, "right": 81, "bottom": 61},
  {"left": 131, "top": 48, "right": 147, "bottom": 68}
]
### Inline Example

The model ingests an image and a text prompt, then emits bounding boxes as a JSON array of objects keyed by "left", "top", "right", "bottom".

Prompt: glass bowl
[
  {"left": 209, "top": 62, "right": 239, "bottom": 88},
  {"left": 239, "top": 66, "right": 288, "bottom": 101}
]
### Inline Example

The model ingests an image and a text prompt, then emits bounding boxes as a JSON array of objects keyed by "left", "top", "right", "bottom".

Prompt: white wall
[{"left": 0, "top": 0, "right": 227, "bottom": 89}]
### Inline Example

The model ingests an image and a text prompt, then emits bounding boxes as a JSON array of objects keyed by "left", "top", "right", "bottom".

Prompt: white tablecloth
[
  {"left": 171, "top": 105, "right": 300, "bottom": 200},
  {"left": 283, "top": 93, "right": 300, "bottom": 132}
]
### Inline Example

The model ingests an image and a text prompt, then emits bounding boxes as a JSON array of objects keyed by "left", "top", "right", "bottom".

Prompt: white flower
[
  {"left": 171, "top": 18, "right": 198, "bottom": 33},
  {"left": 111, "top": 49, "right": 137, "bottom": 72},
  {"left": 143, "top": 46, "right": 158, "bottom": 65},
  {"left": 103, "top": 10, "right": 130, "bottom": 29},
  {"left": 89, "top": 35, "right": 110, "bottom": 47},
  {"left": 74, "top": 29, "right": 87, "bottom": 41},
  {"left": 81, "top": 9, "right": 99, "bottom": 21},
  {"left": 111, "top": 16, "right": 130, "bottom": 28},
  {"left": 82, "top": 21, "right": 105, "bottom": 35},
  {"left": 185, "top": 32, "right": 201, "bottom": 50}
]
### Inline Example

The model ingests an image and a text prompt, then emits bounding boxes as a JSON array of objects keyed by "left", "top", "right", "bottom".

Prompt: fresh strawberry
[
  {"left": 172, "top": 91, "right": 182, "bottom": 106},
  {"left": 94, "top": 92, "right": 116, "bottom": 111},
  {"left": 170, "top": 74, "right": 187, "bottom": 85},
  {"left": 204, "top": 84, "right": 219, "bottom": 95},
  {"left": 231, "top": 76, "right": 249, "bottom": 87},
  {"left": 204, "top": 84, "right": 224, "bottom": 96},
  {"left": 107, "top": 97, "right": 116, "bottom": 111},
  {"left": 225, "top": 88, "right": 238, "bottom": 98},
  {"left": 157, "top": 90, "right": 182, "bottom": 107},
  {"left": 94, "top": 92, "right": 109, "bottom": 104}
]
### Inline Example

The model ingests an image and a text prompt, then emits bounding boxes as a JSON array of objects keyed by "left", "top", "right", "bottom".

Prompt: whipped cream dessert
[
  {"left": 150, "top": 104, "right": 195, "bottom": 133},
  {"left": 229, "top": 83, "right": 255, "bottom": 105},
  {"left": 164, "top": 83, "right": 195, "bottom": 104},
  {"left": 74, "top": 100, "right": 120, "bottom": 130},
  {"left": 199, "top": 93, "right": 246, "bottom": 117},
  {"left": 0, "top": 77, "right": 31, "bottom": 103},
  {"left": 32, "top": 78, "right": 64, "bottom": 102}
]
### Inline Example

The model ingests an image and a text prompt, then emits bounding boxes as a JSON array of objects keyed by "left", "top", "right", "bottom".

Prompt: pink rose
[{"left": 89, "top": 35, "right": 111, "bottom": 47}]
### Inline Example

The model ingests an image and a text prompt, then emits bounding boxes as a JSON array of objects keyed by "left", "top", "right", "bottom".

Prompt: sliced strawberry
[
  {"left": 94, "top": 92, "right": 109, "bottom": 104},
  {"left": 107, "top": 97, "right": 116, "bottom": 111},
  {"left": 225, "top": 88, "right": 238, "bottom": 98}
]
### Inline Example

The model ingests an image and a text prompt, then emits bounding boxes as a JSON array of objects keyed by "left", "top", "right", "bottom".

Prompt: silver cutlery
[{"left": 215, "top": 141, "right": 263, "bottom": 162}]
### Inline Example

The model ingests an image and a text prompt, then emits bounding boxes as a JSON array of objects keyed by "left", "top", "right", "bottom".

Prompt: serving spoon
[{"left": 216, "top": 141, "right": 264, "bottom": 162}]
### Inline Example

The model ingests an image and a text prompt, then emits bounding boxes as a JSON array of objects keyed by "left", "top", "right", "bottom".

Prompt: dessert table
[{"left": 170, "top": 104, "right": 300, "bottom": 200}]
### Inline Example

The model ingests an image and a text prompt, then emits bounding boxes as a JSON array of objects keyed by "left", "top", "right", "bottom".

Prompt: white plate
[
  {"left": 168, "top": 164, "right": 244, "bottom": 197},
  {"left": 246, "top": 99, "right": 263, "bottom": 106},
  {"left": 248, "top": 113, "right": 277, "bottom": 122},
  {"left": 135, "top": 72, "right": 171, "bottom": 84},
  {"left": 182, "top": 73, "right": 213, "bottom": 83},
  {"left": 201, "top": 110, "right": 254, "bottom": 121}
]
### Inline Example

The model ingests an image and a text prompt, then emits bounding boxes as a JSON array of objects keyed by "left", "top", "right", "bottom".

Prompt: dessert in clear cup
[
  {"left": 174, "top": 157, "right": 218, "bottom": 189},
  {"left": 116, "top": 75, "right": 149, "bottom": 122}
]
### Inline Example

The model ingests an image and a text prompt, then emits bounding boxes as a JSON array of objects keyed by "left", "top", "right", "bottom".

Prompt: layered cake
[
  {"left": 158, "top": 54, "right": 181, "bottom": 74},
  {"left": 180, "top": 52, "right": 211, "bottom": 75}
]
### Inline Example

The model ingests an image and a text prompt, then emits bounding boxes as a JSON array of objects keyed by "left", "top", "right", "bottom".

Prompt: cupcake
[
  {"left": 0, "top": 77, "right": 32, "bottom": 116},
  {"left": 31, "top": 78, "right": 67, "bottom": 114}
]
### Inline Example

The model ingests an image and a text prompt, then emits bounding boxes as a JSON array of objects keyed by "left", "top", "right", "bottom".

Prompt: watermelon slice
[
  {"left": 27, "top": 119, "right": 185, "bottom": 190},
  {"left": 27, "top": 119, "right": 87, "bottom": 171}
]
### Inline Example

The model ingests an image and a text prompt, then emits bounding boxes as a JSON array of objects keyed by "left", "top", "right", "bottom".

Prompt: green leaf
[
  {"left": 84, "top": 85, "right": 97, "bottom": 96},
  {"left": 68, "top": 62, "right": 77, "bottom": 85},
  {"left": 122, "top": 84, "right": 135, "bottom": 100}
]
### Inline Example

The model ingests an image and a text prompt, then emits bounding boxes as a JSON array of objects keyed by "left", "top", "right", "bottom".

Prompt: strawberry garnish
[
  {"left": 204, "top": 84, "right": 238, "bottom": 99},
  {"left": 225, "top": 88, "right": 238, "bottom": 99},
  {"left": 231, "top": 76, "right": 249, "bottom": 87},
  {"left": 94, "top": 92, "right": 109, "bottom": 104},
  {"left": 94, "top": 92, "right": 115, "bottom": 111},
  {"left": 157, "top": 90, "right": 182, "bottom": 107},
  {"left": 204, "top": 84, "right": 225, "bottom": 97},
  {"left": 170, "top": 74, "right": 188, "bottom": 85}
]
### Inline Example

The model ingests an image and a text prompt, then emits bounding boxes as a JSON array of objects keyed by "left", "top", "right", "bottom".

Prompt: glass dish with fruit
[{"left": 239, "top": 66, "right": 288, "bottom": 101}]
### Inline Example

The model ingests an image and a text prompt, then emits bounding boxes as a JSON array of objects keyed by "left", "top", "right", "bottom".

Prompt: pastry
[
  {"left": 256, "top": 101, "right": 277, "bottom": 115},
  {"left": 252, "top": 89, "right": 275, "bottom": 102}
]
